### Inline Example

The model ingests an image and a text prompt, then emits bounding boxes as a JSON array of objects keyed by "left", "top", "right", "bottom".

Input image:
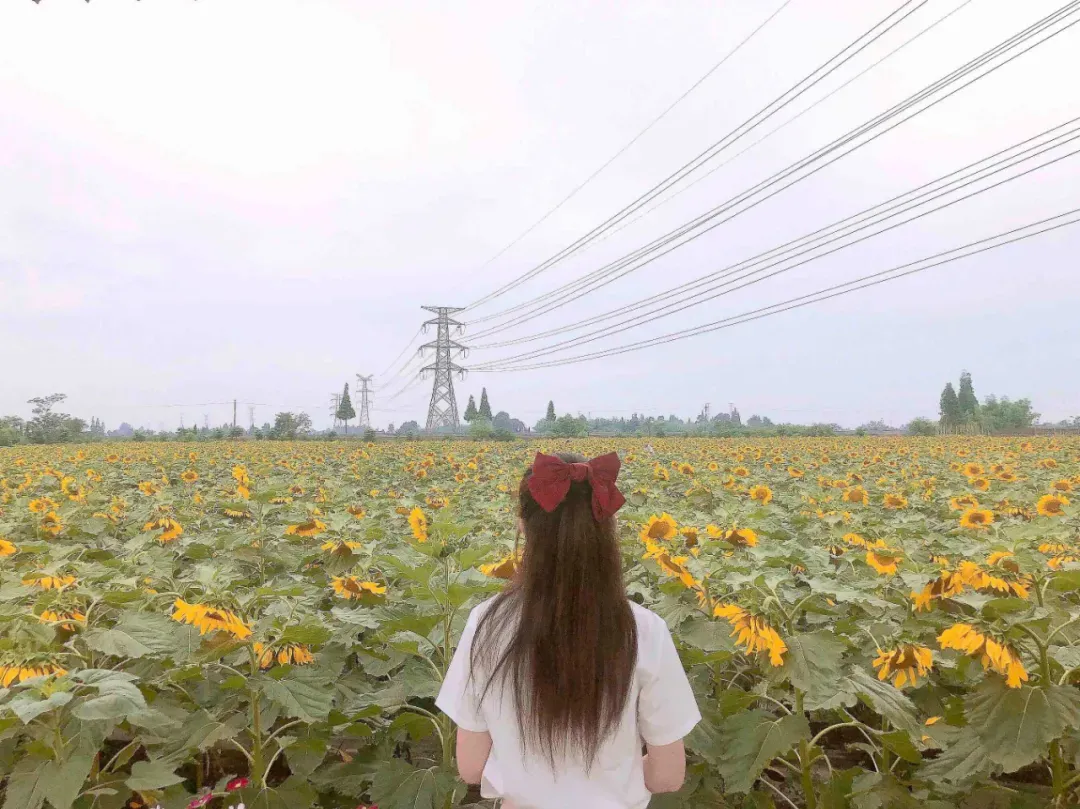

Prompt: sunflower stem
[{"left": 795, "top": 691, "right": 816, "bottom": 809}]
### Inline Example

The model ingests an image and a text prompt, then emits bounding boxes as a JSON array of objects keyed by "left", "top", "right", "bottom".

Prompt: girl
[{"left": 436, "top": 451, "right": 701, "bottom": 809}]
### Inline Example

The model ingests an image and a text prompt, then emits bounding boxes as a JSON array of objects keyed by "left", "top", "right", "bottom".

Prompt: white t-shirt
[{"left": 435, "top": 599, "right": 701, "bottom": 809}]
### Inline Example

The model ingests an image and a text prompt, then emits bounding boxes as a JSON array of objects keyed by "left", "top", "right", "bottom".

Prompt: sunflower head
[
  {"left": 1037, "top": 494, "right": 1069, "bottom": 517},
  {"left": 883, "top": 493, "right": 908, "bottom": 509},
  {"left": 748, "top": 485, "right": 773, "bottom": 504},
  {"left": 641, "top": 513, "right": 678, "bottom": 542},
  {"left": 408, "top": 507, "right": 429, "bottom": 542},
  {"left": 872, "top": 644, "right": 933, "bottom": 688},
  {"left": 959, "top": 508, "right": 994, "bottom": 530},
  {"left": 842, "top": 486, "right": 868, "bottom": 504}
]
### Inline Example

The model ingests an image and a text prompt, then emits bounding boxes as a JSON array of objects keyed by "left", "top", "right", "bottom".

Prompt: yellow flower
[
  {"left": 963, "top": 463, "right": 985, "bottom": 477},
  {"left": 843, "top": 532, "right": 868, "bottom": 548},
  {"left": 883, "top": 493, "right": 908, "bottom": 509},
  {"left": 866, "top": 549, "right": 901, "bottom": 576},
  {"left": 937, "top": 623, "right": 1028, "bottom": 688},
  {"left": 678, "top": 463, "right": 694, "bottom": 476},
  {"left": 959, "top": 508, "right": 994, "bottom": 530},
  {"left": 842, "top": 486, "right": 868, "bottom": 504},
  {"left": 223, "top": 506, "right": 251, "bottom": 519},
  {"left": 137, "top": 481, "right": 158, "bottom": 496},
  {"left": 719, "top": 526, "right": 758, "bottom": 547},
  {"left": 347, "top": 505, "right": 367, "bottom": 518},
  {"left": 788, "top": 467, "right": 804, "bottom": 478},
  {"left": 708, "top": 462, "right": 719, "bottom": 472},
  {"left": 320, "top": 539, "right": 364, "bottom": 555},
  {"left": 1051, "top": 479, "right": 1073, "bottom": 493},
  {"left": 733, "top": 466, "right": 749, "bottom": 477},
  {"left": 654, "top": 467, "right": 670, "bottom": 482},
  {"left": 171, "top": 599, "right": 251, "bottom": 639},
  {"left": 950, "top": 494, "right": 979, "bottom": 511},
  {"left": 0, "top": 538, "right": 16, "bottom": 556},
  {"left": 28, "top": 497, "right": 56, "bottom": 513},
  {"left": 408, "top": 507, "right": 429, "bottom": 542},
  {"left": 331, "top": 576, "right": 386, "bottom": 599},
  {"left": 40, "top": 609, "right": 86, "bottom": 631},
  {"left": 748, "top": 485, "right": 773, "bottom": 504},
  {"left": 23, "top": 574, "right": 77, "bottom": 590},
  {"left": 39, "top": 511, "right": 64, "bottom": 536},
  {"left": 970, "top": 477, "right": 991, "bottom": 492},
  {"left": 254, "top": 642, "right": 315, "bottom": 669},
  {"left": 713, "top": 604, "right": 787, "bottom": 666},
  {"left": 285, "top": 519, "right": 327, "bottom": 537},
  {"left": 0, "top": 660, "right": 67, "bottom": 687},
  {"left": 872, "top": 644, "right": 933, "bottom": 688},
  {"left": 641, "top": 513, "right": 678, "bottom": 542},
  {"left": 679, "top": 526, "right": 700, "bottom": 548},
  {"left": 180, "top": 470, "right": 199, "bottom": 483},
  {"left": 1037, "top": 494, "right": 1069, "bottom": 517},
  {"left": 480, "top": 553, "right": 518, "bottom": 579},
  {"left": 144, "top": 517, "right": 183, "bottom": 542}
]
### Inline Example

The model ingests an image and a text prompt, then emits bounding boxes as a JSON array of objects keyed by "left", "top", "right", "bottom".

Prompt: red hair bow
[{"left": 526, "top": 452, "right": 626, "bottom": 521}]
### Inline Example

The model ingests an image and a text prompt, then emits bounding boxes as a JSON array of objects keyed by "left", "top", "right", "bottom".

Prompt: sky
[{"left": 1, "top": 0, "right": 1078, "bottom": 431}]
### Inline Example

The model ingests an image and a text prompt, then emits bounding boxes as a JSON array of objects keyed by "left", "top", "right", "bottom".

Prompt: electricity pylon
[
  {"left": 329, "top": 393, "right": 342, "bottom": 431},
  {"left": 356, "top": 375, "right": 373, "bottom": 430},
  {"left": 420, "top": 306, "right": 466, "bottom": 431}
]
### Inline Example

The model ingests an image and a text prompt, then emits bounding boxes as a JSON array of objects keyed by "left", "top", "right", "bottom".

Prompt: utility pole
[
  {"left": 356, "top": 375, "right": 373, "bottom": 430},
  {"left": 420, "top": 306, "right": 466, "bottom": 431},
  {"left": 233, "top": 399, "right": 237, "bottom": 430},
  {"left": 248, "top": 405, "right": 256, "bottom": 432},
  {"left": 203, "top": 414, "right": 209, "bottom": 431}
]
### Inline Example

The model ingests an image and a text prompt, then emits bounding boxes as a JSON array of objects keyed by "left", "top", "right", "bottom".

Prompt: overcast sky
[{"left": 1, "top": 0, "right": 1078, "bottom": 431}]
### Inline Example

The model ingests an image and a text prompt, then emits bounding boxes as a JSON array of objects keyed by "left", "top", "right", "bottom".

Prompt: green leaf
[
  {"left": 83, "top": 628, "right": 157, "bottom": 659},
  {"left": 1049, "top": 644, "right": 1080, "bottom": 672},
  {"left": 1, "top": 757, "right": 48, "bottom": 809},
  {"left": 919, "top": 729, "right": 994, "bottom": 790},
  {"left": 279, "top": 623, "right": 332, "bottom": 646},
  {"left": 126, "top": 759, "right": 185, "bottom": 791},
  {"left": 256, "top": 668, "right": 333, "bottom": 723},
  {"left": 777, "top": 631, "right": 851, "bottom": 710},
  {"left": 368, "top": 760, "right": 464, "bottom": 809},
  {"left": 878, "top": 730, "right": 921, "bottom": 763},
  {"left": 330, "top": 606, "right": 380, "bottom": 629},
  {"left": 7, "top": 691, "right": 72, "bottom": 723},
  {"left": 966, "top": 680, "right": 1080, "bottom": 772},
  {"left": 847, "top": 667, "right": 920, "bottom": 736},
  {"left": 678, "top": 617, "right": 735, "bottom": 653},
  {"left": 42, "top": 754, "right": 95, "bottom": 809},
  {"left": 70, "top": 670, "right": 147, "bottom": 721},
  {"left": 715, "top": 709, "right": 810, "bottom": 793}
]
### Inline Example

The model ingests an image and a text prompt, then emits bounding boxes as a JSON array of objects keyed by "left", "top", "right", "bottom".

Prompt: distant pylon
[
  {"left": 420, "top": 306, "right": 466, "bottom": 431},
  {"left": 330, "top": 393, "right": 342, "bottom": 431},
  {"left": 356, "top": 375, "right": 373, "bottom": 430}
]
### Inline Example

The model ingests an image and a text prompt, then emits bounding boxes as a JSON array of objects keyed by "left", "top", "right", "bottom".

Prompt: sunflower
[
  {"left": 28, "top": 497, "right": 56, "bottom": 513},
  {"left": 963, "top": 463, "right": 985, "bottom": 477},
  {"left": 1051, "top": 479, "right": 1073, "bottom": 493},
  {"left": 105, "top": 453, "right": 120, "bottom": 463},
  {"left": 866, "top": 549, "right": 901, "bottom": 576},
  {"left": 180, "top": 470, "right": 199, "bottom": 483},
  {"left": 843, "top": 532, "right": 868, "bottom": 548},
  {"left": 641, "top": 513, "right": 678, "bottom": 542},
  {"left": 970, "top": 477, "right": 990, "bottom": 492},
  {"left": 40, "top": 609, "right": 86, "bottom": 631},
  {"left": 707, "top": 462, "right": 719, "bottom": 472},
  {"left": 997, "top": 471, "right": 1018, "bottom": 483},
  {"left": 788, "top": 467, "right": 804, "bottom": 478},
  {"left": 0, "top": 538, "right": 16, "bottom": 556},
  {"left": 137, "top": 481, "right": 158, "bottom": 496},
  {"left": 1037, "top": 494, "right": 1069, "bottom": 517},
  {"left": 480, "top": 553, "right": 518, "bottom": 579},
  {"left": 223, "top": 506, "right": 252, "bottom": 519},
  {"left": 408, "top": 507, "right": 429, "bottom": 542},
  {"left": 0, "top": 658, "right": 67, "bottom": 687},
  {"left": 320, "top": 541, "right": 363, "bottom": 562},
  {"left": 171, "top": 599, "right": 251, "bottom": 639},
  {"left": 713, "top": 604, "right": 787, "bottom": 666},
  {"left": 959, "top": 508, "right": 994, "bottom": 530},
  {"left": 144, "top": 517, "right": 183, "bottom": 542},
  {"left": 654, "top": 467, "right": 670, "bottom": 482},
  {"left": 39, "top": 511, "right": 64, "bottom": 536},
  {"left": 732, "top": 466, "right": 750, "bottom": 477},
  {"left": 937, "top": 623, "right": 1028, "bottom": 688},
  {"left": 331, "top": 576, "right": 386, "bottom": 599},
  {"left": 722, "top": 526, "right": 758, "bottom": 547},
  {"left": 346, "top": 505, "right": 367, "bottom": 518},
  {"left": 254, "top": 642, "right": 315, "bottom": 669},
  {"left": 949, "top": 494, "right": 979, "bottom": 511},
  {"left": 426, "top": 495, "right": 449, "bottom": 509},
  {"left": 285, "top": 519, "right": 327, "bottom": 537},
  {"left": 748, "top": 485, "right": 773, "bottom": 504},
  {"left": 883, "top": 493, "right": 908, "bottom": 509},
  {"left": 842, "top": 486, "right": 868, "bottom": 505},
  {"left": 23, "top": 574, "right": 76, "bottom": 590},
  {"left": 872, "top": 645, "right": 933, "bottom": 688}
]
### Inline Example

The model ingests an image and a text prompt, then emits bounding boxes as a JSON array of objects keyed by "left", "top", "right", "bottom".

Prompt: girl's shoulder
[{"left": 628, "top": 601, "right": 673, "bottom": 644}]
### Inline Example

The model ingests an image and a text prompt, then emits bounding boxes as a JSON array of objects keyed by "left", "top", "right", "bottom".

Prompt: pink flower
[
  {"left": 187, "top": 795, "right": 213, "bottom": 809},
  {"left": 226, "top": 778, "right": 250, "bottom": 792}
]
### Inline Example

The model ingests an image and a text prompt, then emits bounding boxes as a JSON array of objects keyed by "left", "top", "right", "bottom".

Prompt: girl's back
[{"left": 436, "top": 451, "right": 700, "bottom": 809}]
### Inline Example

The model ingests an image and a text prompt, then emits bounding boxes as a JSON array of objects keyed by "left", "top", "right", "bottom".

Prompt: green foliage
[
  {"left": 463, "top": 395, "right": 477, "bottom": 423},
  {"left": 939, "top": 382, "right": 961, "bottom": 426},
  {"left": 907, "top": 417, "right": 938, "bottom": 436},
  {"left": 336, "top": 383, "right": 356, "bottom": 432},
  {"left": 958, "top": 370, "right": 978, "bottom": 420},
  {"left": 977, "top": 395, "right": 1039, "bottom": 431},
  {"left": 550, "top": 414, "right": 588, "bottom": 437},
  {"left": 545, "top": 400, "right": 556, "bottom": 421},
  {"left": 478, "top": 388, "right": 492, "bottom": 421}
]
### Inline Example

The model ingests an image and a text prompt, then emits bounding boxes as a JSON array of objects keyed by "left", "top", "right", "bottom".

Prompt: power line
[
  {"left": 468, "top": 0, "right": 796, "bottom": 277},
  {"left": 461, "top": 0, "right": 928, "bottom": 314},
  {"left": 377, "top": 327, "right": 423, "bottom": 378},
  {"left": 467, "top": 117, "right": 1080, "bottom": 360},
  {"left": 475, "top": 208, "right": 1080, "bottom": 371},
  {"left": 574, "top": 0, "right": 980, "bottom": 258},
  {"left": 465, "top": 3, "right": 1080, "bottom": 339}
]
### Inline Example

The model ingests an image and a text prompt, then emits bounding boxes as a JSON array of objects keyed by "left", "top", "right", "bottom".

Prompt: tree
[
  {"left": 978, "top": 396, "right": 1039, "bottom": 432},
  {"left": 958, "top": 371, "right": 978, "bottom": 421},
  {"left": 907, "top": 417, "right": 938, "bottom": 436},
  {"left": 272, "top": 412, "right": 312, "bottom": 439},
  {"left": 939, "top": 383, "right": 961, "bottom": 426},
  {"left": 463, "top": 395, "right": 478, "bottom": 423},
  {"left": 396, "top": 420, "right": 420, "bottom": 437},
  {"left": 26, "top": 393, "right": 75, "bottom": 444},
  {"left": 479, "top": 388, "right": 492, "bottom": 421},
  {"left": 336, "top": 383, "right": 356, "bottom": 434},
  {"left": 551, "top": 414, "right": 588, "bottom": 437},
  {"left": 546, "top": 400, "right": 556, "bottom": 421}
]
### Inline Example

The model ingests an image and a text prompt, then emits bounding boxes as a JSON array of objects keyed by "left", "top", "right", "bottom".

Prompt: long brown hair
[{"left": 469, "top": 451, "right": 637, "bottom": 766}]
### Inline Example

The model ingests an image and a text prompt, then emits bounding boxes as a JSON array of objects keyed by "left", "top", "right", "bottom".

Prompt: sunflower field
[{"left": 1, "top": 436, "right": 1079, "bottom": 809}]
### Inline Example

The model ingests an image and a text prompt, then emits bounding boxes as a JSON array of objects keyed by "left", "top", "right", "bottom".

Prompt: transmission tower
[
  {"left": 356, "top": 375, "right": 373, "bottom": 430},
  {"left": 329, "top": 393, "right": 342, "bottom": 430},
  {"left": 248, "top": 405, "right": 256, "bottom": 432},
  {"left": 420, "top": 306, "right": 466, "bottom": 431}
]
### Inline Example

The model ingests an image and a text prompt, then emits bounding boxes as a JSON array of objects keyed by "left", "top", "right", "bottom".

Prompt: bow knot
[{"left": 526, "top": 452, "right": 626, "bottom": 521}]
